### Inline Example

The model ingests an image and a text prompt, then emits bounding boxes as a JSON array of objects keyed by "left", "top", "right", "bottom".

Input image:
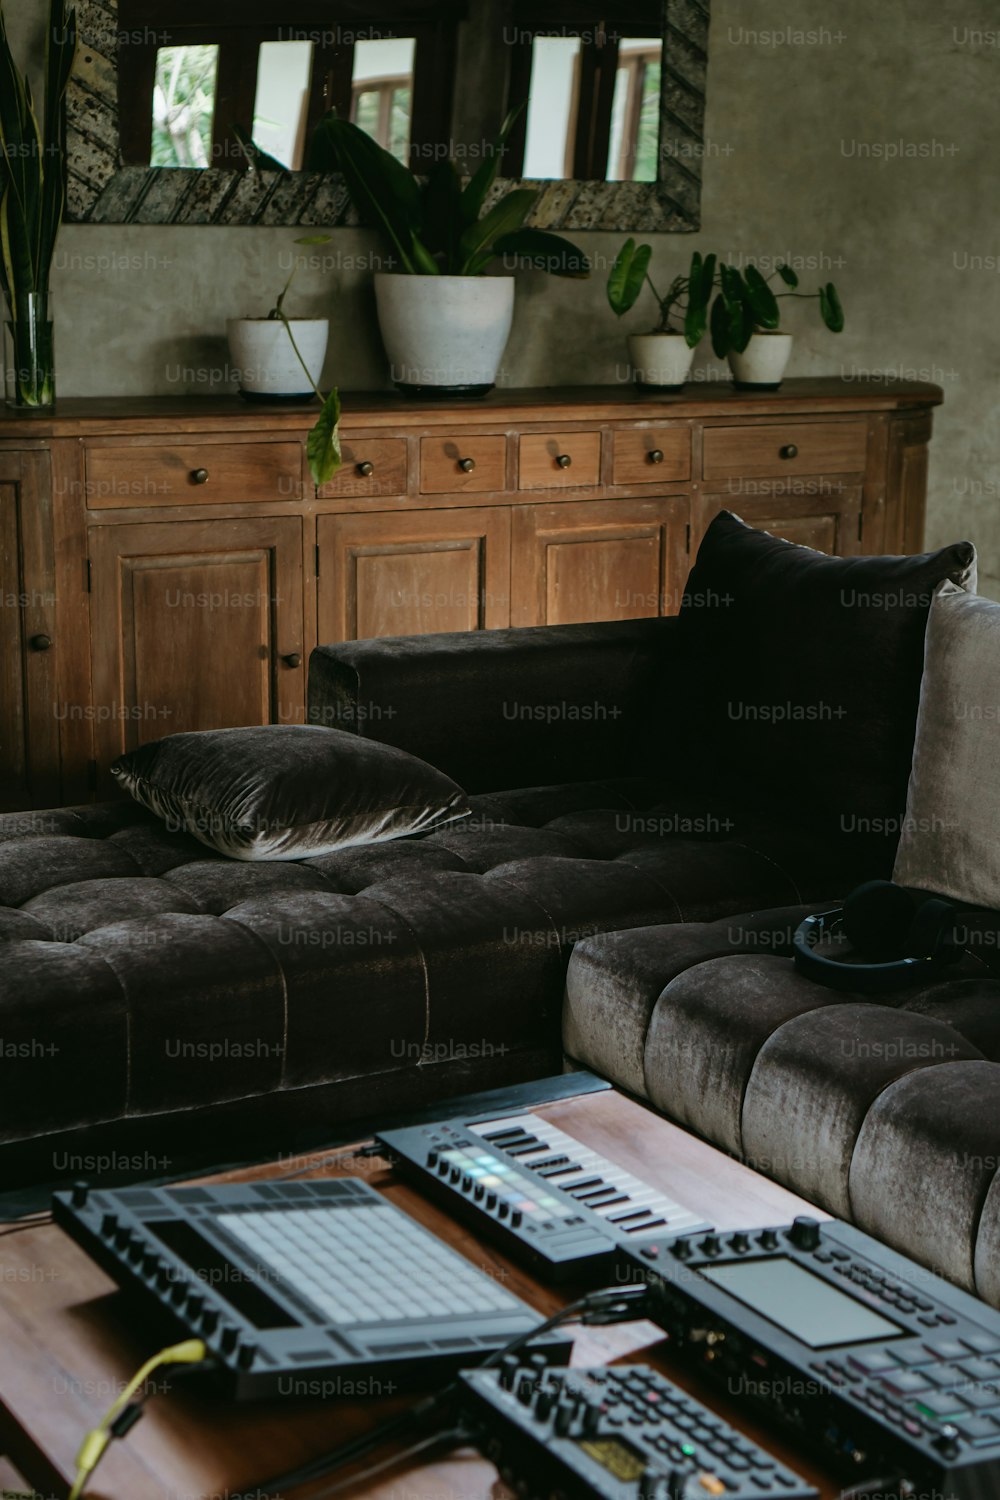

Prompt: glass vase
[{"left": 5, "top": 291, "right": 56, "bottom": 409}]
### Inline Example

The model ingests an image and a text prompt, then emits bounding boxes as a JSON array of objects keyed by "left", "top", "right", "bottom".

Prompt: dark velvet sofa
[{"left": 0, "top": 516, "right": 978, "bottom": 1190}]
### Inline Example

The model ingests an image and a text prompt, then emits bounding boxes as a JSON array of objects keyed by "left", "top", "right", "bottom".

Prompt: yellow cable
[{"left": 67, "top": 1338, "right": 207, "bottom": 1500}]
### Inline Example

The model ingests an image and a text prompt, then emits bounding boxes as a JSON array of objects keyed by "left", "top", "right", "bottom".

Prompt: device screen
[{"left": 698, "top": 1257, "right": 904, "bottom": 1348}]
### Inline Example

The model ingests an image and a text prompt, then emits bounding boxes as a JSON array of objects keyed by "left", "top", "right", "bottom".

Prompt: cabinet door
[
  {"left": 89, "top": 517, "right": 304, "bottom": 778},
  {"left": 695, "top": 487, "right": 863, "bottom": 557},
  {"left": 0, "top": 451, "right": 58, "bottom": 811},
  {"left": 317, "top": 508, "right": 511, "bottom": 642},
  {"left": 511, "top": 496, "right": 690, "bottom": 627}
]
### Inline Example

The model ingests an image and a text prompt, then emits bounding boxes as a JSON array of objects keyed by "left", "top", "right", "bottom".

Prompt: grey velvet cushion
[
  {"left": 894, "top": 581, "right": 1000, "bottom": 907},
  {"left": 112, "top": 725, "right": 470, "bottom": 861}
]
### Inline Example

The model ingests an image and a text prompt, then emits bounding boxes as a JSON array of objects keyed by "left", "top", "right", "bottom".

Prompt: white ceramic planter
[
  {"left": 728, "top": 332, "right": 794, "bottom": 389},
  {"left": 374, "top": 273, "right": 515, "bottom": 394},
  {"left": 628, "top": 333, "right": 695, "bottom": 390},
  {"left": 226, "top": 317, "right": 329, "bottom": 399}
]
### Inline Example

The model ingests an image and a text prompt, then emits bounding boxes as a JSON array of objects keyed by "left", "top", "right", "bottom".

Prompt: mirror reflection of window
[
  {"left": 350, "top": 37, "right": 416, "bottom": 165},
  {"left": 253, "top": 41, "right": 314, "bottom": 170},
  {"left": 607, "top": 37, "right": 662, "bottom": 182},
  {"left": 522, "top": 36, "right": 582, "bottom": 180},
  {"left": 151, "top": 44, "right": 219, "bottom": 168}
]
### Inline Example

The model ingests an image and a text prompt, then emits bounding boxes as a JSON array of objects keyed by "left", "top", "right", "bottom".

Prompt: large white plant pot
[
  {"left": 226, "top": 317, "right": 328, "bottom": 399},
  {"left": 628, "top": 333, "right": 695, "bottom": 391},
  {"left": 728, "top": 332, "right": 794, "bottom": 390},
  {"left": 374, "top": 273, "right": 515, "bottom": 395}
]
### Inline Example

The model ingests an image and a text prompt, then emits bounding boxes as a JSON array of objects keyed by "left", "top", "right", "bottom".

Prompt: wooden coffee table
[{"left": 0, "top": 1084, "right": 839, "bottom": 1499}]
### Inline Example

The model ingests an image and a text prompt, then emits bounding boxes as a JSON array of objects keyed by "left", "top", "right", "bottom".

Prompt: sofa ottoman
[{"left": 564, "top": 910, "right": 1000, "bottom": 1303}]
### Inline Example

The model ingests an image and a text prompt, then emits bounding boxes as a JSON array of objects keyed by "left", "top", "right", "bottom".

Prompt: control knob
[
  {"left": 671, "top": 1238, "right": 694, "bottom": 1260},
  {"left": 699, "top": 1234, "right": 721, "bottom": 1257},
  {"left": 788, "top": 1216, "right": 822, "bottom": 1252},
  {"left": 758, "top": 1229, "right": 780, "bottom": 1251}
]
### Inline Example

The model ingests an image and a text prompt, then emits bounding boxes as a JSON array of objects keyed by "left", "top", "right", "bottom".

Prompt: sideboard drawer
[
  {"left": 612, "top": 426, "right": 691, "bottom": 485},
  {"left": 702, "top": 422, "right": 868, "bottom": 481},
  {"left": 85, "top": 442, "right": 303, "bottom": 507},
  {"left": 318, "top": 438, "right": 408, "bottom": 499},
  {"left": 518, "top": 431, "right": 601, "bottom": 489},
  {"left": 419, "top": 436, "right": 507, "bottom": 493}
]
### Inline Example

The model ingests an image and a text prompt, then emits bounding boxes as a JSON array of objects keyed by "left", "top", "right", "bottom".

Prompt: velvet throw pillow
[
  {"left": 676, "top": 511, "right": 977, "bottom": 830},
  {"left": 894, "top": 582, "right": 1000, "bottom": 906},
  {"left": 112, "top": 725, "right": 470, "bottom": 861}
]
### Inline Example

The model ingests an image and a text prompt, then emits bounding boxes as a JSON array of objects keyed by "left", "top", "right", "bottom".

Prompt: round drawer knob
[
  {"left": 191, "top": 468, "right": 210, "bottom": 484},
  {"left": 779, "top": 443, "right": 798, "bottom": 460},
  {"left": 356, "top": 460, "right": 374, "bottom": 477},
  {"left": 281, "top": 652, "right": 302, "bottom": 669},
  {"left": 648, "top": 448, "right": 664, "bottom": 464},
  {"left": 556, "top": 453, "right": 572, "bottom": 469},
  {"left": 458, "top": 457, "right": 476, "bottom": 473},
  {"left": 29, "top": 634, "right": 52, "bottom": 652}
]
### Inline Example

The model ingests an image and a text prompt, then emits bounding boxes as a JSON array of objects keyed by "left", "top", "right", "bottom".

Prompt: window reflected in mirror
[
  {"left": 350, "top": 37, "right": 415, "bottom": 165},
  {"left": 253, "top": 41, "right": 313, "bottom": 170},
  {"left": 522, "top": 37, "right": 581, "bottom": 179},
  {"left": 151, "top": 44, "right": 219, "bottom": 168},
  {"left": 608, "top": 38, "right": 661, "bottom": 181}
]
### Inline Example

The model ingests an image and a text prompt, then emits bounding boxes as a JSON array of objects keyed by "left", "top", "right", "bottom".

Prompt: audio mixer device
[
  {"left": 376, "top": 1110, "right": 711, "bottom": 1280},
  {"left": 459, "top": 1360, "right": 818, "bottom": 1500},
  {"left": 621, "top": 1215, "right": 1000, "bottom": 1500},
  {"left": 51, "top": 1177, "right": 572, "bottom": 1399}
]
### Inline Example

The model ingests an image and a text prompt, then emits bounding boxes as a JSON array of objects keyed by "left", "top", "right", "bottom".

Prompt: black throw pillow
[
  {"left": 112, "top": 725, "right": 470, "bottom": 861},
  {"left": 675, "top": 511, "right": 977, "bottom": 832}
]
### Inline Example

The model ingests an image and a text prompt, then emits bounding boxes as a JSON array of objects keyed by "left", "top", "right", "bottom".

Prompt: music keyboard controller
[{"left": 621, "top": 1215, "right": 1000, "bottom": 1500}]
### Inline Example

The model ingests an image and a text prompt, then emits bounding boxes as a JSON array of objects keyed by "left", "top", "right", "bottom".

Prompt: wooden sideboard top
[{"left": 0, "top": 379, "right": 944, "bottom": 438}]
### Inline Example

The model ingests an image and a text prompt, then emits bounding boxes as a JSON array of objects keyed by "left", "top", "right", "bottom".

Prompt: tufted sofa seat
[{"left": 565, "top": 909, "right": 1000, "bottom": 1305}]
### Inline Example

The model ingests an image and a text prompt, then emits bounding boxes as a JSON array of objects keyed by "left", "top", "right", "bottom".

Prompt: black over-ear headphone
[{"left": 793, "top": 879, "right": 983, "bottom": 993}]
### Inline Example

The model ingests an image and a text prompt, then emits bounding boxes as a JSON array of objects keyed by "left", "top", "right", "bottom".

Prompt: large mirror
[{"left": 66, "top": 1, "right": 710, "bottom": 230}]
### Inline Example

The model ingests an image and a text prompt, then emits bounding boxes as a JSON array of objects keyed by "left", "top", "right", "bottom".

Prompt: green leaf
[
  {"left": 683, "top": 251, "right": 716, "bottom": 346},
  {"left": 776, "top": 263, "right": 799, "bottom": 288},
  {"left": 460, "top": 99, "right": 526, "bottom": 227},
  {"left": 309, "top": 114, "right": 422, "bottom": 274},
  {"left": 819, "top": 281, "right": 845, "bottom": 332},
  {"left": 456, "top": 187, "right": 536, "bottom": 274},
  {"left": 230, "top": 124, "right": 288, "bottom": 175},
  {"left": 744, "top": 264, "right": 780, "bottom": 329},
  {"left": 718, "top": 263, "right": 743, "bottom": 308},
  {"left": 606, "top": 238, "right": 652, "bottom": 316},
  {"left": 421, "top": 158, "right": 463, "bottom": 269},
  {"left": 710, "top": 293, "right": 730, "bottom": 359},
  {"left": 492, "top": 227, "right": 590, "bottom": 277},
  {"left": 307, "top": 389, "right": 343, "bottom": 488}
]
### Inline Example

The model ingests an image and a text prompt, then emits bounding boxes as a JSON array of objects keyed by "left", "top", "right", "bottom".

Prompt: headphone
[{"left": 793, "top": 879, "right": 982, "bottom": 993}]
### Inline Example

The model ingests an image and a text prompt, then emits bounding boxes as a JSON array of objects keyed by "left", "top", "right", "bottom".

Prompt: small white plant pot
[
  {"left": 627, "top": 333, "right": 696, "bottom": 391},
  {"left": 374, "top": 273, "right": 515, "bottom": 395},
  {"left": 226, "top": 317, "right": 329, "bottom": 400},
  {"left": 728, "top": 332, "right": 794, "bottom": 390}
]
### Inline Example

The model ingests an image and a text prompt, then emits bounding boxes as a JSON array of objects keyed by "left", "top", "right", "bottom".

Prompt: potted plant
[
  {"left": 710, "top": 262, "right": 845, "bottom": 389},
  {"left": 309, "top": 107, "right": 589, "bottom": 395},
  {"left": 0, "top": 0, "right": 77, "bottom": 409},
  {"left": 227, "top": 234, "right": 331, "bottom": 401},
  {"left": 607, "top": 240, "right": 716, "bottom": 390}
]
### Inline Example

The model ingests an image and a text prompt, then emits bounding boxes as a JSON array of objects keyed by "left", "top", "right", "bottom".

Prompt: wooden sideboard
[{"left": 0, "top": 380, "right": 941, "bottom": 809}]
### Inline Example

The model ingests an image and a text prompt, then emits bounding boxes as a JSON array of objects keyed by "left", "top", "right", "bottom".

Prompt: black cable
[
  {"left": 0, "top": 1212, "right": 52, "bottom": 1238},
  {"left": 297, "top": 1425, "right": 472, "bottom": 1499},
  {"left": 255, "top": 1282, "right": 654, "bottom": 1496}
]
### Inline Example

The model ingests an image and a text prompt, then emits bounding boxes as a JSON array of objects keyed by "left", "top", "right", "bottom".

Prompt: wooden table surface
[{"left": 0, "top": 1088, "right": 838, "bottom": 1499}]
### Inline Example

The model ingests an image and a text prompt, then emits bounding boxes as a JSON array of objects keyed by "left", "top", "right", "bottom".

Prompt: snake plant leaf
[
  {"left": 456, "top": 187, "right": 536, "bottom": 274},
  {"left": 819, "top": 281, "right": 845, "bottom": 332},
  {"left": 38, "top": 3, "right": 76, "bottom": 282},
  {"left": 308, "top": 113, "right": 424, "bottom": 274},
  {"left": 421, "top": 158, "right": 463, "bottom": 268},
  {"left": 777, "top": 263, "right": 799, "bottom": 288},
  {"left": 743, "top": 264, "right": 780, "bottom": 329},
  {"left": 492, "top": 227, "right": 590, "bottom": 278},
  {"left": 306, "top": 388, "right": 343, "bottom": 489},
  {"left": 606, "top": 238, "right": 652, "bottom": 316},
  {"left": 460, "top": 100, "right": 526, "bottom": 227}
]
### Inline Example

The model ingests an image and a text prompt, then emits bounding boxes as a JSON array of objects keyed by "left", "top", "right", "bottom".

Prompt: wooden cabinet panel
[
  {"left": 85, "top": 441, "right": 302, "bottom": 507},
  {"left": 317, "top": 437, "right": 407, "bottom": 500},
  {"left": 511, "top": 497, "right": 690, "bottom": 627},
  {"left": 317, "top": 508, "right": 511, "bottom": 642},
  {"left": 883, "top": 412, "right": 933, "bottom": 555},
  {"left": 419, "top": 435, "right": 506, "bottom": 493},
  {"left": 696, "top": 488, "right": 863, "bottom": 556},
  {"left": 0, "top": 452, "right": 58, "bottom": 811},
  {"left": 702, "top": 422, "right": 867, "bottom": 481},
  {"left": 88, "top": 517, "right": 304, "bottom": 779},
  {"left": 518, "top": 431, "right": 601, "bottom": 489},
  {"left": 611, "top": 426, "right": 691, "bottom": 485}
]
